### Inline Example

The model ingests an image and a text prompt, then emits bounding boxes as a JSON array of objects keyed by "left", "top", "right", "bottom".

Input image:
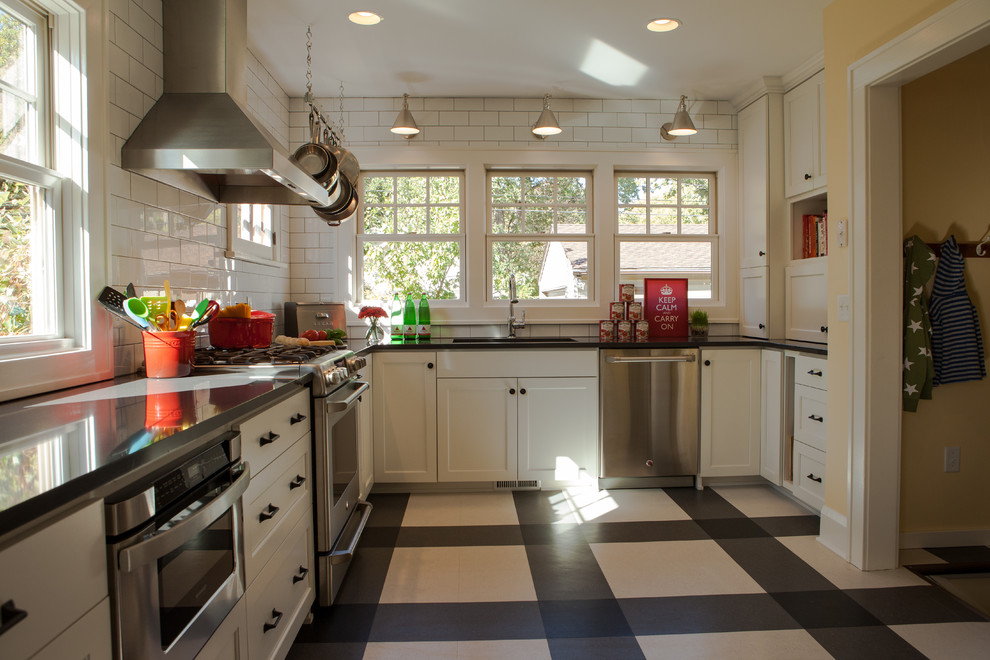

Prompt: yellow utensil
[
  {"left": 154, "top": 310, "right": 180, "bottom": 331},
  {"left": 164, "top": 279, "right": 172, "bottom": 312}
]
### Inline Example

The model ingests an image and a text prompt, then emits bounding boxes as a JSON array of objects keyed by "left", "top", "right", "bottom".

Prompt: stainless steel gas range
[{"left": 194, "top": 340, "right": 371, "bottom": 606}]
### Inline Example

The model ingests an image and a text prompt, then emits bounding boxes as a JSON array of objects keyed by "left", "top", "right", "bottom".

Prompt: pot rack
[{"left": 303, "top": 25, "right": 345, "bottom": 147}]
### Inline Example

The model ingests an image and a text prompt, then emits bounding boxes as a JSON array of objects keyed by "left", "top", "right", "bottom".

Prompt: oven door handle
[
  {"left": 330, "top": 501, "right": 373, "bottom": 565},
  {"left": 118, "top": 464, "right": 251, "bottom": 573},
  {"left": 326, "top": 381, "right": 369, "bottom": 413}
]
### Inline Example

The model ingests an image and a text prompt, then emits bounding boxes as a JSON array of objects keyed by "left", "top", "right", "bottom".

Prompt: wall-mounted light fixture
[
  {"left": 532, "top": 93, "right": 562, "bottom": 138},
  {"left": 660, "top": 95, "right": 697, "bottom": 141},
  {"left": 390, "top": 94, "right": 420, "bottom": 138}
]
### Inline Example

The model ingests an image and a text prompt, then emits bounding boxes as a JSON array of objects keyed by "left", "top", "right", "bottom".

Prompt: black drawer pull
[
  {"left": 820, "top": 326, "right": 828, "bottom": 334},
  {"left": 289, "top": 475, "right": 306, "bottom": 490},
  {"left": 807, "top": 473, "right": 823, "bottom": 483},
  {"left": 292, "top": 566, "right": 310, "bottom": 584},
  {"left": 290, "top": 413, "right": 307, "bottom": 425},
  {"left": 259, "top": 431, "right": 280, "bottom": 447},
  {"left": 0, "top": 600, "right": 27, "bottom": 637},
  {"left": 808, "top": 414, "right": 824, "bottom": 423},
  {"left": 807, "top": 369, "right": 823, "bottom": 377},
  {"left": 259, "top": 503, "right": 280, "bottom": 523},
  {"left": 263, "top": 608, "right": 283, "bottom": 633}
]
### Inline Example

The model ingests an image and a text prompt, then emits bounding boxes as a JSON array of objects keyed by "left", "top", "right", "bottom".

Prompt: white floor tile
[
  {"left": 778, "top": 535, "right": 928, "bottom": 589},
  {"left": 591, "top": 539, "right": 764, "bottom": 598},
  {"left": 401, "top": 492, "right": 519, "bottom": 527},
  {"left": 712, "top": 485, "right": 813, "bottom": 518},
  {"left": 890, "top": 622, "right": 990, "bottom": 660},
  {"left": 362, "top": 640, "right": 552, "bottom": 660},
  {"left": 899, "top": 547, "right": 948, "bottom": 565},
  {"left": 379, "top": 545, "right": 537, "bottom": 603},
  {"left": 637, "top": 629, "right": 833, "bottom": 660}
]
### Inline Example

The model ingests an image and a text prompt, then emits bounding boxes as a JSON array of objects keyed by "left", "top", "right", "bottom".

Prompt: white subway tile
[
  {"left": 688, "top": 128, "right": 718, "bottom": 144},
  {"left": 112, "top": 16, "right": 143, "bottom": 59},
  {"left": 514, "top": 98, "right": 541, "bottom": 111},
  {"left": 127, "top": 1, "right": 156, "bottom": 43},
  {"left": 630, "top": 99, "right": 658, "bottom": 113},
  {"left": 454, "top": 125, "right": 484, "bottom": 141},
  {"left": 439, "top": 111, "right": 470, "bottom": 126},
  {"left": 573, "top": 99, "right": 603, "bottom": 112},
  {"left": 158, "top": 236, "right": 180, "bottom": 262},
  {"left": 602, "top": 99, "right": 632, "bottom": 113},
  {"left": 616, "top": 113, "right": 646, "bottom": 128},
  {"left": 718, "top": 100, "right": 735, "bottom": 115},
  {"left": 128, "top": 58, "right": 156, "bottom": 97},
  {"left": 484, "top": 126, "right": 514, "bottom": 141},
  {"left": 603, "top": 127, "right": 632, "bottom": 142},
  {"left": 717, "top": 129, "right": 738, "bottom": 144},
  {"left": 454, "top": 98, "right": 485, "bottom": 111},
  {"left": 703, "top": 114, "right": 732, "bottom": 130},
  {"left": 588, "top": 112, "right": 618, "bottom": 127},
  {"left": 558, "top": 112, "right": 588, "bottom": 127},
  {"left": 145, "top": 207, "right": 169, "bottom": 234},
  {"left": 423, "top": 126, "right": 454, "bottom": 141},
  {"left": 690, "top": 100, "right": 718, "bottom": 114},
  {"left": 131, "top": 174, "right": 157, "bottom": 206},
  {"left": 469, "top": 111, "right": 497, "bottom": 125},
  {"left": 498, "top": 111, "right": 530, "bottom": 126},
  {"left": 573, "top": 126, "right": 603, "bottom": 141},
  {"left": 631, "top": 127, "right": 659, "bottom": 143},
  {"left": 484, "top": 98, "right": 514, "bottom": 111},
  {"left": 157, "top": 183, "right": 180, "bottom": 212},
  {"left": 424, "top": 98, "right": 454, "bottom": 111}
]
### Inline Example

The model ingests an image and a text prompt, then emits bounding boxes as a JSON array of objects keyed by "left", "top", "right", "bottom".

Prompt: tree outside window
[
  {"left": 488, "top": 173, "right": 592, "bottom": 301},
  {"left": 358, "top": 172, "right": 464, "bottom": 301}
]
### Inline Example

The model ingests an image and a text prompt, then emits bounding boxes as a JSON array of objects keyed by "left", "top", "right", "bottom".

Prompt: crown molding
[
  {"left": 730, "top": 75, "right": 785, "bottom": 112},
  {"left": 782, "top": 51, "right": 826, "bottom": 91}
]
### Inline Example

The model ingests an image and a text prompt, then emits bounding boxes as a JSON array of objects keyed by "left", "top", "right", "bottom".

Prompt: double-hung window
[
  {"left": 0, "top": 0, "right": 111, "bottom": 401},
  {"left": 228, "top": 203, "right": 278, "bottom": 264},
  {"left": 488, "top": 172, "right": 592, "bottom": 300},
  {"left": 615, "top": 173, "right": 718, "bottom": 300},
  {"left": 357, "top": 171, "right": 464, "bottom": 301}
]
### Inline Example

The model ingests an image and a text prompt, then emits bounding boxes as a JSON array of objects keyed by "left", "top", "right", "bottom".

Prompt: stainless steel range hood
[{"left": 121, "top": 0, "right": 329, "bottom": 207}]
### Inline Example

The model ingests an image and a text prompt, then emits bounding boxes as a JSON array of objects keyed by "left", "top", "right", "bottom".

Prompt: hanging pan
[{"left": 292, "top": 108, "right": 339, "bottom": 189}]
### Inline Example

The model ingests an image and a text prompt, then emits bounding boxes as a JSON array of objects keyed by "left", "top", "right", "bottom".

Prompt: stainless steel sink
[{"left": 450, "top": 336, "right": 578, "bottom": 343}]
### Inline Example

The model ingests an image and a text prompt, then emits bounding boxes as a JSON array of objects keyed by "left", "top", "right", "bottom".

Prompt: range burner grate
[{"left": 194, "top": 344, "right": 338, "bottom": 366}]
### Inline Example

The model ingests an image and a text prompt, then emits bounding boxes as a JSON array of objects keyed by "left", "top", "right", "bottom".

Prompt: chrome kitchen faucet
[{"left": 508, "top": 274, "right": 526, "bottom": 337}]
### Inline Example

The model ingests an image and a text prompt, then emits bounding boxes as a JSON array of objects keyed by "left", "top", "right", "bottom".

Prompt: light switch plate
[
  {"left": 837, "top": 219, "right": 848, "bottom": 247},
  {"left": 837, "top": 295, "right": 851, "bottom": 322},
  {"left": 945, "top": 446, "right": 961, "bottom": 472}
]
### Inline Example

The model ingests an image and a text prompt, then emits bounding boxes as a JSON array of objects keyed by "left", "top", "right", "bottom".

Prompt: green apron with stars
[{"left": 903, "top": 235, "right": 936, "bottom": 412}]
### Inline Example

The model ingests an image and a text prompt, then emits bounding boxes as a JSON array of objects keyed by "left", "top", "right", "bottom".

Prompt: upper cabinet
[{"left": 783, "top": 70, "right": 827, "bottom": 198}]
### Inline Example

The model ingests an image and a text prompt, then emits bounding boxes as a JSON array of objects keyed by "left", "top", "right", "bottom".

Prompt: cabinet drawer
[
  {"left": 794, "top": 355, "right": 827, "bottom": 390},
  {"left": 793, "top": 441, "right": 826, "bottom": 511},
  {"left": 0, "top": 502, "right": 106, "bottom": 660},
  {"left": 793, "top": 384, "right": 827, "bottom": 452},
  {"left": 30, "top": 598, "right": 111, "bottom": 660},
  {"left": 246, "top": 510, "right": 314, "bottom": 660},
  {"left": 437, "top": 349, "right": 597, "bottom": 378},
  {"left": 238, "top": 388, "right": 310, "bottom": 474},
  {"left": 243, "top": 438, "right": 311, "bottom": 586}
]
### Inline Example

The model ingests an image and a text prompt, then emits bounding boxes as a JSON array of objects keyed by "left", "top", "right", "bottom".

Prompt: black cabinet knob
[
  {"left": 759, "top": 323, "right": 766, "bottom": 330},
  {"left": 704, "top": 360, "right": 711, "bottom": 366},
  {"left": 509, "top": 388, "right": 516, "bottom": 395},
  {"left": 427, "top": 362, "right": 434, "bottom": 369},
  {"left": 520, "top": 388, "right": 527, "bottom": 395},
  {"left": 804, "top": 173, "right": 812, "bottom": 180},
  {"left": 820, "top": 326, "right": 828, "bottom": 334},
  {"left": 758, "top": 250, "right": 766, "bottom": 257}
]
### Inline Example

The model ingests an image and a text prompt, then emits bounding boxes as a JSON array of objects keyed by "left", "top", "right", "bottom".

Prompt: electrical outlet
[
  {"left": 944, "top": 447, "right": 961, "bottom": 473},
  {"left": 837, "top": 219, "right": 848, "bottom": 247}
]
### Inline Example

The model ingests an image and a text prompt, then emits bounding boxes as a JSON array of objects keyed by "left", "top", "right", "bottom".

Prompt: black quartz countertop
[
  {"left": 359, "top": 334, "right": 828, "bottom": 355},
  {"left": 0, "top": 372, "right": 311, "bottom": 546}
]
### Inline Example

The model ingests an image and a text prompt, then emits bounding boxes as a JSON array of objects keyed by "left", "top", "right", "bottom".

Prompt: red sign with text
[{"left": 644, "top": 278, "right": 688, "bottom": 337}]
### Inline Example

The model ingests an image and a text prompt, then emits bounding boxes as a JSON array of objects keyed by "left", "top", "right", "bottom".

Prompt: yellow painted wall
[
  {"left": 821, "top": 0, "right": 955, "bottom": 515},
  {"left": 899, "top": 44, "right": 990, "bottom": 532}
]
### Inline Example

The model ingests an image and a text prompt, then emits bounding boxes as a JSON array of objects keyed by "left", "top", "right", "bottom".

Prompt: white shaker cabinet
[
  {"left": 785, "top": 258, "right": 829, "bottom": 343},
  {"left": 784, "top": 70, "right": 827, "bottom": 198},
  {"left": 517, "top": 376, "right": 598, "bottom": 484},
  {"left": 740, "top": 267, "right": 769, "bottom": 339},
  {"left": 437, "top": 377, "right": 518, "bottom": 482},
  {"left": 760, "top": 350, "right": 785, "bottom": 485},
  {"left": 700, "top": 349, "right": 762, "bottom": 477},
  {"left": 373, "top": 351, "right": 438, "bottom": 483}
]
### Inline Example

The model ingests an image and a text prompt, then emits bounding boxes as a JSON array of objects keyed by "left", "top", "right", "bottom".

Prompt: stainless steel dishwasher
[{"left": 599, "top": 348, "right": 699, "bottom": 487}]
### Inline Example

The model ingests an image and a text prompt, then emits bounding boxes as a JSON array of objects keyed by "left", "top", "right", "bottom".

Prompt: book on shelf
[{"left": 802, "top": 214, "right": 827, "bottom": 258}]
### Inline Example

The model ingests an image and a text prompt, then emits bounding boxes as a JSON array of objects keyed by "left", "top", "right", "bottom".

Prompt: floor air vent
[{"left": 494, "top": 480, "right": 540, "bottom": 490}]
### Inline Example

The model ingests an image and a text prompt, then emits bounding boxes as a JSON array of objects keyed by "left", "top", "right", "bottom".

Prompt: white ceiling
[{"left": 246, "top": 0, "right": 830, "bottom": 102}]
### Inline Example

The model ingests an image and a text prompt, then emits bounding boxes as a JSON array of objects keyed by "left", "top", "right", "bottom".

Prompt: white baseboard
[
  {"left": 900, "top": 529, "right": 990, "bottom": 549},
  {"left": 818, "top": 505, "right": 850, "bottom": 560}
]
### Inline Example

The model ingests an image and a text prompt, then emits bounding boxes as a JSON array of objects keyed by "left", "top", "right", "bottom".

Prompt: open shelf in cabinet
[{"left": 789, "top": 191, "right": 828, "bottom": 262}]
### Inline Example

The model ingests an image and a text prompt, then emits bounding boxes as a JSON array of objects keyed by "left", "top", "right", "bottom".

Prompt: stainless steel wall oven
[{"left": 105, "top": 432, "right": 249, "bottom": 660}]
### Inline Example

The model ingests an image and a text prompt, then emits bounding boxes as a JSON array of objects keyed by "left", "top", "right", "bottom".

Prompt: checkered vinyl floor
[{"left": 288, "top": 485, "right": 990, "bottom": 659}]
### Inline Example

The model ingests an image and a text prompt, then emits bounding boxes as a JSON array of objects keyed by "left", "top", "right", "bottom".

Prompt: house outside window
[
  {"left": 615, "top": 172, "right": 718, "bottom": 300},
  {"left": 357, "top": 171, "right": 464, "bottom": 302},
  {"left": 487, "top": 172, "right": 593, "bottom": 301}
]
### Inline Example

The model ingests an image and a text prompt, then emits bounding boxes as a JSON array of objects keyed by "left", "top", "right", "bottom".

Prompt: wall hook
[{"left": 976, "top": 224, "right": 990, "bottom": 256}]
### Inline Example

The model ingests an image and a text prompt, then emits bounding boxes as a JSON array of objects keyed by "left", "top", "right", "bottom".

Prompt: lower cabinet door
[
  {"left": 437, "top": 378, "right": 517, "bottom": 481},
  {"left": 785, "top": 259, "right": 828, "bottom": 343},
  {"left": 196, "top": 599, "right": 247, "bottom": 660},
  {"left": 245, "top": 509, "right": 315, "bottom": 660},
  {"left": 700, "top": 349, "right": 762, "bottom": 477},
  {"left": 517, "top": 377, "right": 598, "bottom": 484},
  {"left": 760, "top": 350, "right": 784, "bottom": 484},
  {"left": 30, "top": 598, "right": 112, "bottom": 660}
]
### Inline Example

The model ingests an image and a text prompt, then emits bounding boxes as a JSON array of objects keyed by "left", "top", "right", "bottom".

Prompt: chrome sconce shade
[
  {"left": 660, "top": 95, "right": 698, "bottom": 141},
  {"left": 532, "top": 94, "right": 562, "bottom": 138},
  {"left": 391, "top": 94, "right": 420, "bottom": 138}
]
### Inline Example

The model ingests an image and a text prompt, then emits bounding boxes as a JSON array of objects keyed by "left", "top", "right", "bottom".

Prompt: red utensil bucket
[
  {"left": 208, "top": 311, "right": 275, "bottom": 348},
  {"left": 142, "top": 330, "right": 195, "bottom": 378}
]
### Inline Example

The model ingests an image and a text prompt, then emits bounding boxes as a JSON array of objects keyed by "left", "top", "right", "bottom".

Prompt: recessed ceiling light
[
  {"left": 647, "top": 18, "right": 681, "bottom": 32},
  {"left": 349, "top": 11, "right": 383, "bottom": 26}
]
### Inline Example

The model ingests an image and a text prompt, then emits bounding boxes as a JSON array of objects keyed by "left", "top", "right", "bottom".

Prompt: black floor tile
[
  {"left": 578, "top": 519, "right": 709, "bottom": 544},
  {"left": 525, "top": 542, "right": 616, "bottom": 601},
  {"left": 520, "top": 522, "right": 586, "bottom": 545},
  {"left": 619, "top": 593, "right": 801, "bottom": 635},
  {"left": 754, "top": 515, "right": 822, "bottom": 537},
  {"left": 353, "top": 525, "right": 400, "bottom": 548},
  {"left": 772, "top": 590, "right": 883, "bottom": 629},
  {"left": 695, "top": 516, "right": 771, "bottom": 539},
  {"left": 293, "top": 604, "right": 377, "bottom": 643},
  {"left": 808, "top": 625, "right": 929, "bottom": 660},
  {"left": 333, "top": 547, "right": 394, "bottom": 605},
  {"left": 364, "top": 493, "right": 409, "bottom": 527},
  {"left": 547, "top": 636, "right": 646, "bottom": 660},
  {"left": 925, "top": 545, "right": 990, "bottom": 564},
  {"left": 718, "top": 537, "right": 836, "bottom": 593},
  {"left": 845, "top": 585, "right": 988, "bottom": 624},
  {"left": 368, "top": 602, "right": 545, "bottom": 642},
  {"left": 538, "top": 599, "right": 636, "bottom": 639},
  {"left": 513, "top": 489, "right": 570, "bottom": 524},
  {"left": 662, "top": 486, "right": 745, "bottom": 519},
  {"left": 396, "top": 524, "right": 524, "bottom": 546}
]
